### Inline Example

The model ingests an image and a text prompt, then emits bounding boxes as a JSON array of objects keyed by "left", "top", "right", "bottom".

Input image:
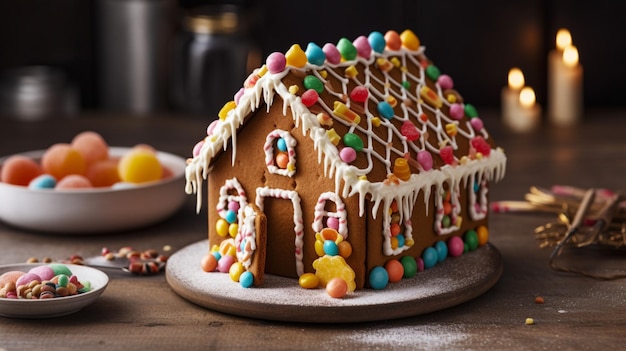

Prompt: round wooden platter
[{"left": 166, "top": 240, "right": 503, "bottom": 323}]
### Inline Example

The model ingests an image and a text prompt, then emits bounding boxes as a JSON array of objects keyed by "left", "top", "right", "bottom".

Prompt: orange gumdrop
[
  {"left": 0, "top": 155, "right": 43, "bottom": 186},
  {"left": 56, "top": 174, "right": 92, "bottom": 189},
  {"left": 71, "top": 131, "right": 109, "bottom": 166},
  {"left": 41, "top": 144, "right": 87, "bottom": 180},
  {"left": 86, "top": 159, "right": 121, "bottom": 187}
]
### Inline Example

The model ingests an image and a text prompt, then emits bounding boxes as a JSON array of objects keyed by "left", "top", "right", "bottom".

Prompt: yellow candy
[
  {"left": 376, "top": 58, "right": 393, "bottom": 72},
  {"left": 228, "top": 223, "right": 238, "bottom": 238},
  {"left": 314, "top": 240, "right": 325, "bottom": 257},
  {"left": 317, "top": 112, "right": 333, "bottom": 127},
  {"left": 390, "top": 236, "right": 399, "bottom": 250},
  {"left": 390, "top": 57, "right": 401, "bottom": 68},
  {"left": 405, "top": 238, "right": 415, "bottom": 247},
  {"left": 215, "top": 219, "right": 229, "bottom": 237},
  {"left": 386, "top": 95, "right": 397, "bottom": 108},
  {"left": 371, "top": 117, "right": 381, "bottom": 127},
  {"left": 312, "top": 255, "right": 356, "bottom": 292},
  {"left": 400, "top": 29, "right": 420, "bottom": 50},
  {"left": 285, "top": 44, "right": 307, "bottom": 68},
  {"left": 345, "top": 65, "right": 358, "bottom": 78},
  {"left": 118, "top": 149, "right": 162, "bottom": 184},
  {"left": 218, "top": 101, "right": 237, "bottom": 120},
  {"left": 299, "top": 273, "right": 320, "bottom": 289},
  {"left": 477, "top": 225, "right": 489, "bottom": 246},
  {"left": 333, "top": 101, "right": 361, "bottom": 124},
  {"left": 326, "top": 128, "right": 341, "bottom": 145},
  {"left": 257, "top": 65, "right": 268, "bottom": 77},
  {"left": 210, "top": 244, "right": 220, "bottom": 253},
  {"left": 319, "top": 70, "right": 328, "bottom": 79},
  {"left": 229, "top": 262, "right": 244, "bottom": 282},
  {"left": 219, "top": 239, "right": 237, "bottom": 257},
  {"left": 393, "top": 158, "right": 411, "bottom": 181},
  {"left": 420, "top": 86, "right": 442, "bottom": 109},
  {"left": 445, "top": 123, "right": 458, "bottom": 137},
  {"left": 289, "top": 85, "right": 299, "bottom": 94}
]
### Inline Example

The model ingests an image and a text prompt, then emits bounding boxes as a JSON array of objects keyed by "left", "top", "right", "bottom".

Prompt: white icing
[
  {"left": 235, "top": 204, "right": 258, "bottom": 270},
  {"left": 312, "top": 192, "right": 348, "bottom": 238}
]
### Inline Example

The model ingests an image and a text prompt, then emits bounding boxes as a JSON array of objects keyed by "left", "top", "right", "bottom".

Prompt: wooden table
[{"left": 0, "top": 110, "right": 624, "bottom": 350}]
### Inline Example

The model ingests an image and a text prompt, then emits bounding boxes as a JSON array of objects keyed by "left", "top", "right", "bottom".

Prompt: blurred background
[{"left": 0, "top": 0, "right": 624, "bottom": 120}]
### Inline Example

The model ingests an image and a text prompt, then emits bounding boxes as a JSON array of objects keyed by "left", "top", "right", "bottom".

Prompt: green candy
[
  {"left": 464, "top": 103, "right": 479, "bottom": 118},
  {"left": 400, "top": 256, "right": 418, "bottom": 278},
  {"left": 48, "top": 263, "right": 73, "bottom": 277},
  {"left": 343, "top": 133, "right": 364, "bottom": 152},
  {"left": 425, "top": 65, "right": 441, "bottom": 80},
  {"left": 464, "top": 230, "right": 479, "bottom": 251},
  {"left": 303, "top": 75, "right": 324, "bottom": 94},
  {"left": 337, "top": 38, "right": 357, "bottom": 61}
]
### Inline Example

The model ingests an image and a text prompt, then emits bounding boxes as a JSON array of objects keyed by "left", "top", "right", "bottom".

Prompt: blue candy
[
  {"left": 434, "top": 240, "right": 448, "bottom": 263},
  {"left": 368, "top": 31, "right": 386, "bottom": 53},
  {"left": 323, "top": 240, "right": 339, "bottom": 256},
  {"left": 305, "top": 42, "right": 326, "bottom": 66},
  {"left": 369, "top": 266, "right": 389, "bottom": 290},
  {"left": 422, "top": 247, "right": 438, "bottom": 269},
  {"left": 377, "top": 101, "right": 394, "bottom": 119},
  {"left": 225, "top": 209, "right": 237, "bottom": 224},
  {"left": 276, "top": 138, "right": 288, "bottom": 152},
  {"left": 28, "top": 174, "right": 56, "bottom": 189},
  {"left": 239, "top": 271, "right": 254, "bottom": 288}
]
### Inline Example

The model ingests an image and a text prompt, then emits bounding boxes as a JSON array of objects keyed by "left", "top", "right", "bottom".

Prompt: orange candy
[
  {"left": 71, "top": 131, "right": 109, "bottom": 166},
  {"left": 326, "top": 277, "right": 348, "bottom": 298},
  {"left": 0, "top": 155, "right": 43, "bottom": 186},
  {"left": 385, "top": 259, "right": 404, "bottom": 283},
  {"left": 56, "top": 174, "right": 92, "bottom": 189},
  {"left": 201, "top": 254, "right": 218, "bottom": 272},
  {"left": 86, "top": 159, "right": 121, "bottom": 187},
  {"left": 41, "top": 143, "right": 87, "bottom": 180}
]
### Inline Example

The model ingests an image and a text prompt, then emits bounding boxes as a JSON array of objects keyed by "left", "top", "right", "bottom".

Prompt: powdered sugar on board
[{"left": 166, "top": 240, "right": 502, "bottom": 323}]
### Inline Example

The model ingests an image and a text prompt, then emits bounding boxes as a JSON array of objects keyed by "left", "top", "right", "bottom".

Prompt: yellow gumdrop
[
  {"left": 228, "top": 223, "right": 238, "bottom": 238},
  {"left": 229, "top": 262, "right": 244, "bottom": 282},
  {"left": 314, "top": 239, "right": 325, "bottom": 257},
  {"left": 118, "top": 149, "right": 162, "bottom": 184},
  {"left": 298, "top": 272, "right": 320, "bottom": 289},
  {"left": 285, "top": 44, "right": 307, "bottom": 68},
  {"left": 215, "top": 219, "right": 229, "bottom": 237},
  {"left": 218, "top": 101, "right": 237, "bottom": 120},
  {"left": 400, "top": 29, "right": 420, "bottom": 50},
  {"left": 312, "top": 255, "right": 356, "bottom": 292},
  {"left": 477, "top": 225, "right": 489, "bottom": 246}
]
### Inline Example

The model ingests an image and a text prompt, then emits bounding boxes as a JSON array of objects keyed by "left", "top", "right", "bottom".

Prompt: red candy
[
  {"left": 401, "top": 120, "right": 420, "bottom": 141},
  {"left": 440, "top": 146, "right": 455, "bottom": 165},
  {"left": 0, "top": 155, "right": 43, "bottom": 186},
  {"left": 301, "top": 89, "right": 319, "bottom": 107},
  {"left": 470, "top": 136, "right": 491, "bottom": 157},
  {"left": 350, "top": 86, "right": 369, "bottom": 103}
]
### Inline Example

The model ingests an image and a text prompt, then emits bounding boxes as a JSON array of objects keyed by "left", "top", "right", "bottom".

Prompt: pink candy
[
  {"left": 447, "top": 236, "right": 464, "bottom": 257},
  {"left": 339, "top": 147, "right": 357, "bottom": 163},
  {"left": 323, "top": 43, "right": 341, "bottom": 64},
  {"left": 192, "top": 140, "right": 204, "bottom": 157},
  {"left": 234, "top": 88, "right": 245, "bottom": 105},
  {"left": 326, "top": 217, "right": 339, "bottom": 230},
  {"left": 266, "top": 52, "right": 286, "bottom": 74},
  {"left": 470, "top": 117, "right": 484, "bottom": 131},
  {"left": 217, "top": 255, "right": 235, "bottom": 273},
  {"left": 437, "top": 74, "right": 454, "bottom": 90},
  {"left": 206, "top": 120, "right": 219, "bottom": 135},
  {"left": 353, "top": 36, "right": 372, "bottom": 58},
  {"left": 417, "top": 150, "right": 433, "bottom": 171},
  {"left": 449, "top": 103, "right": 464, "bottom": 120}
]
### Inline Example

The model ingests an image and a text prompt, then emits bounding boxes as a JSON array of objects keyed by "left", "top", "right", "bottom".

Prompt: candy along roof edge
[{"left": 185, "top": 29, "right": 507, "bottom": 218}]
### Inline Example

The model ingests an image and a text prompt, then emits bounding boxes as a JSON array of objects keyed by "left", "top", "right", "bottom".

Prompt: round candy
[
  {"left": 322, "top": 43, "right": 341, "bottom": 65},
  {"left": 266, "top": 52, "right": 286, "bottom": 74},
  {"left": 417, "top": 150, "right": 433, "bottom": 171},
  {"left": 56, "top": 174, "right": 92, "bottom": 189},
  {"left": 336, "top": 38, "right": 357, "bottom": 61},
  {"left": 477, "top": 225, "right": 489, "bottom": 246},
  {"left": 275, "top": 152, "right": 289, "bottom": 169},
  {"left": 305, "top": 42, "right": 325, "bottom": 66},
  {"left": 384, "top": 30, "right": 401, "bottom": 51},
  {"left": 224, "top": 209, "right": 237, "bottom": 224},
  {"left": 353, "top": 35, "right": 372, "bottom": 58},
  {"left": 396, "top": 234, "right": 405, "bottom": 248},
  {"left": 400, "top": 256, "right": 418, "bottom": 278},
  {"left": 323, "top": 240, "right": 339, "bottom": 256},
  {"left": 425, "top": 65, "right": 441, "bottom": 81},
  {"left": 437, "top": 74, "right": 454, "bottom": 90},
  {"left": 384, "top": 259, "right": 404, "bottom": 283},
  {"left": 71, "top": 131, "right": 109, "bottom": 166},
  {"left": 41, "top": 144, "right": 87, "bottom": 180},
  {"left": 1, "top": 155, "right": 43, "bottom": 186},
  {"left": 400, "top": 29, "right": 420, "bottom": 50},
  {"left": 368, "top": 31, "right": 386, "bottom": 53},
  {"left": 239, "top": 271, "right": 254, "bottom": 288},
  {"left": 234, "top": 88, "right": 245, "bottom": 105},
  {"left": 228, "top": 201, "right": 240, "bottom": 213},
  {"left": 301, "top": 89, "right": 319, "bottom": 107},
  {"left": 470, "top": 117, "right": 484, "bottom": 131},
  {"left": 0, "top": 271, "right": 25, "bottom": 286},
  {"left": 326, "top": 277, "right": 348, "bottom": 298},
  {"left": 339, "top": 147, "right": 357, "bottom": 163},
  {"left": 118, "top": 149, "right": 162, "bottom": 184},
  {"left": 434, "top": 240, "right": 448, "bottom": 263},
  {"left": 217, "top": 255, "right": 235, "bottom": 273},
  {"left": 449, "top": 103, "right": 465, "bottom": 120},
  {"left": 228, "top": 223, "right": 238, "bottom": 238},
  {"left": 229, "top": 262, "right": 244, "bottom": 282},
  {"left": 448, "top": 236, "right": 465, "bottom": 257},
  {"left": 422, "top": 247, "right": 438, "bottom": 269},
  {"left": 377, "top": 101, "right": 394, "bottom": 119},
  {"left": 206, "top": 120, "right": 219, "bottom": 136},
  {"left": 326, "top": 216, "right": 339, "bottom": 230},
  {"left": 369, "top": 266, "right": 389, "bottom": 290},
  {"left": 343, "top": 133, "right": 364, "bottom": 152},
  {"left": 215, "top": 218, "right": 229, "bottom": 237},
  {"left": 464, "top": 230, "right": 479, "bottom": 251},
  {"left": 86, "top": 159, "right": 121, "bottom": 187},
  {"left": 350, "top": 86, "right": 368, "bottom": 103},
  {"left": 192, "top": 140, "right": 204, "bottom": 157},
  {"left": 201, "top": 254, "right": 218, "bottom": 272},
  {"left": 303, "top": 75, "right": 324, "bottom": 94},
  {"left": 299, "top": 272, "right": 320, "bottom": 289},
  {"left": 28, "top": 174, "right": 57, "bottom": 189},
  {"left": 337, "top": 241, "right": 352, "bottom": 258},
  {"left": 464, "top": 103, "right": 479, "bottom": 118},
  {"left": 276, "top": 138, "right": 288, "bottom": 152}
]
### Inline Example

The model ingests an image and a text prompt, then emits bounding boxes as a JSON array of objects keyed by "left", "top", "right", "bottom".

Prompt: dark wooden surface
[{"left": 0, "top": 110, "right": 625, "bottom": 350}]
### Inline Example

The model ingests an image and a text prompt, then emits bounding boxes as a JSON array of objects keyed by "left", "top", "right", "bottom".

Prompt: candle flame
[
  {"left": 519, "top": 87, "right": 536, "bottom": 108},
  {"left": 556, "top": 29, "right": 572, "bottom": 50},
  {"left": 508, "top": 68, "right": 525, "bottom": 90},
  {"left": 563, "top": 45, "right": 579, "bottom": 67}
]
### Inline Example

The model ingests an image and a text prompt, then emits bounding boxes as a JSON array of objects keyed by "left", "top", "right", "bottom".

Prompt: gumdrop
[
  {"left": 1, "top": 155, "right": 43, "bottom": 186},
  {"left": 41, "top": 144, "right": 87, "bottom": 180},
  {"left": 56, "top": 174, "right": 93, "bottom": 189},
  {"left": 71, "top": 131, "right": 109, "bottom": 165},
  {"left": 118, "top": 149, "right": 162, "bottom": 184},
  {"left": 86, "top": 159, "right": 121, "bottom": 187}
]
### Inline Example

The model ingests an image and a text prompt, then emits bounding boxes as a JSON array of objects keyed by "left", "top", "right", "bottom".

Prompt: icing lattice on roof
[{"left": 185, "top": 29, "right": 506, "bottom": 223}]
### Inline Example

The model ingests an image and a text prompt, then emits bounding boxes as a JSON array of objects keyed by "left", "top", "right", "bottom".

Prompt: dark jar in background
[{"left": 171, "top": 5, "right": 259, "bottom": 118}]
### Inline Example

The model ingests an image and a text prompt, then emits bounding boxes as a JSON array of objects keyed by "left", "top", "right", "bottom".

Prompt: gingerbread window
[
  {"left": 382, "top": 199, "right": 415, "bottom": 256},
  {"left": 312, "top": 192, "right": 348, "bottom": 239},
  {"left": 264, "top": 129, "right": 297, "bottom": 177},
  {"left": 468, "top": 172, "right": 488, "bottom": 220},
  {"left": 216, "top": 178, "right": 248, "bottom": 238},
  {"left": 435, "top": 183, "right": 461, "bottom": 235}
]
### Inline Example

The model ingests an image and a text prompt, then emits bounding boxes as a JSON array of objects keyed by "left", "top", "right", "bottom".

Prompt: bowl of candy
[
  {"left": 0, "top": 131, "right": 187, "bottom": 233},
  {"left": 0, "top": 263, "right": 109, "bottom": 318}
]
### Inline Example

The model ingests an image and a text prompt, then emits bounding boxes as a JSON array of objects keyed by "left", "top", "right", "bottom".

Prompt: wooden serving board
[{"left": 166, "top": 240, "right": 502, "bottom": 323}]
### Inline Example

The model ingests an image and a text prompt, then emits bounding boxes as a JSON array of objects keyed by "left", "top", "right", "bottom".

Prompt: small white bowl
[
  {"left": 0, "top": 263, "right": 109, "bottom": 318},
  {"left": 0, "top": 147, "right": 187, "bottom": 234}
]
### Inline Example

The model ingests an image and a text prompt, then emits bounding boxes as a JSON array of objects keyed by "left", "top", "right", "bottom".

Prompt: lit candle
[
  {"left": 512, "top": 86, "right": 541, "bottom": 132},
  {"left": 548, "top": 29, "right": 583, "bottom": 126},
  {"left": 501, "top": 68, "right": 524, "bottom": 130}
]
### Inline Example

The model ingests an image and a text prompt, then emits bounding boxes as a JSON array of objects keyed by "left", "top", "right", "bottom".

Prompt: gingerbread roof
[{"left": 185, "top": 29, "right": 506, "bottom": 218}]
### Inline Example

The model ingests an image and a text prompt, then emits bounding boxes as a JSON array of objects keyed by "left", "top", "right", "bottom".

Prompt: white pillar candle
[
  {"left": 501, "top": 68, "right": 525, "bottom": 130},
  {"left": 515, "top": 87, "right": 541, "bottom": 132},
  {"left": 548, "top": 29, "right": 584, "bottom": 126}
]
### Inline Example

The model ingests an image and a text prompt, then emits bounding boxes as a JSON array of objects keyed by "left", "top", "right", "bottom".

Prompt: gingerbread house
[{"left": 185, "top": 29, "right": 506, "bottom": 291}]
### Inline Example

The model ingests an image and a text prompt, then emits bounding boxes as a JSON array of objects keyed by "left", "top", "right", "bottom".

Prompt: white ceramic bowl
[
  {"left": 0, "top": 147, "right": 187, "bottom": 234},
  {"left": 0, "top": 263, "right": 109, "bottom": 318}
]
